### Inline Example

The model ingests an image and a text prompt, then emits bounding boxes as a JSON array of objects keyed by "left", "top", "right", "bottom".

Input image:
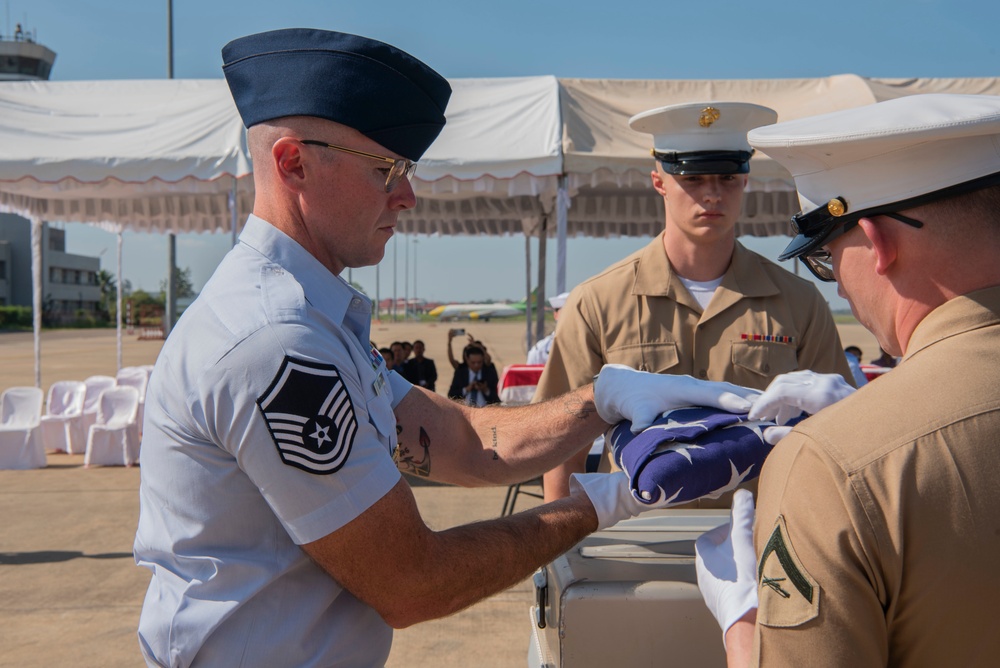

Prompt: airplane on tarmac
[
  {"left": 428, "top": 288, "right": 545, "bottom": 321},
  {"left": 427, "top": 300, "right": 527, "bottom": 321}
]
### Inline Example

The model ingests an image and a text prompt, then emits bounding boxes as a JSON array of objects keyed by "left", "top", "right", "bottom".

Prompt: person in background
[
  {"left": 447, "top": 344, "right": 499, "bottom": 406},
  {"left": 446, "top": 329, "right": 492, "bottom": 369},
  {"left": 401, "top": 339, "right": 437, "bottom": 392},
  {"left": 697, "top": 93, "right": 1000, "bottom": 667},
  {"left": 870, "top": 346, "right": 899, "bottom": 368},
  {"left": 401, "top": 340, "right": 413, "bottom": 363},
  {"left": 843, "top": 345, "right": 868, "bottom": 387},
  {"left": 534, "top": 101, "right": 853, "bottom": 503},
  {"left": 379, "top": 347, "right": 395, "bottom": 372},
  {"left": 527, "top": 291, "right": 570, "bottom": 365},
  {"left": 389, "top": 341, "right": 406, "bottom": 369},
  {"left": 133, "top": 28, "right": 762, "bottom": 666}
]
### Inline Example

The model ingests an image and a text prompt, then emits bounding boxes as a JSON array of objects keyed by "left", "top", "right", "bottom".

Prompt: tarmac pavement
[
  {"left": 0, "top": 320, "right": 878, "bottom": 666},
  {"left": 0, "top": 455, "right": 543, "bottom": 667}
]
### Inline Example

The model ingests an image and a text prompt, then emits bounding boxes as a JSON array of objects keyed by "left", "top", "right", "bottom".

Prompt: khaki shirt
[
  {"left": 752, "top": 286, "right": 1000, "bottom": 666},
  {"left": 535, "top": 234, "right": 851, "bottom": 400},
  {"left": 534, "top": 234, "right": 851, "bottom": 506}
]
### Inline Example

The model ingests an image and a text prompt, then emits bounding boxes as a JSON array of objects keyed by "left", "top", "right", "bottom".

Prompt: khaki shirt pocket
[
  {"left": 731, "top": 341, "right": 798, "bottom": 381},
  {"left": 605, "top": 342, "right": 680, "bottom": 374}
]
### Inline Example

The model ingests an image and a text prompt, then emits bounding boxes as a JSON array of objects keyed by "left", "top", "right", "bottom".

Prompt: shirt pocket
[
  {"left": 605, "top": 342, "right": 680, "bottom": 374},
  {"left": 365, "top": 369, "right": 398, "bottom": 452},
  {"left": 731, "top": 341, "right": 799, "bottom": 380}
]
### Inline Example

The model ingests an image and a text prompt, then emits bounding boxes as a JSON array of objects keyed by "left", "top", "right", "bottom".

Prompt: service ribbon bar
[{"left": 741, "top": 333, "right": 795, "bottom": 344}]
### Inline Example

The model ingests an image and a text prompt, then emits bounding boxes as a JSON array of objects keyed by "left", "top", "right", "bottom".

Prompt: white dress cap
[
  {"left": 747, "top": 93, "right": 1000, "bottom": 216},
  {"left": 548, "top": 292, "right": 570, "bottom": 310},
  {"left": 629, "top": 101, "right": 778, "bottom": 155}
]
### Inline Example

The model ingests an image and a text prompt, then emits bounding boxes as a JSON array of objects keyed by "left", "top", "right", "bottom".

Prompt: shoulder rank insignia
[
  {"left": 756, "top": 515, "right": 820, "bottom": 627},
  {"left": 256, "top": 356, "right": 358, "bottom": 475}
]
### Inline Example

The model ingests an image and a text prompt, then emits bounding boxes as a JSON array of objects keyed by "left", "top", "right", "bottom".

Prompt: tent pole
[
  {"left": 404, "top": 233, "right": 409, "bottom": 321},
  {"left": 164, "top": 0, "right": 176, "bottom": 338},
  {"left": 230, "top": 176, "right": 238, "bottom": 247},
  {"left": 116, "top": 229, "right": 124, "bottom": 371},
  {"left": 393, "top": 233, "right": 398, "bottom": 322},
  {"left": 556, "top": 177, "right": 569, "bottom": 294},
  {"left": 524, "top": 232, "right": 532, "bottom": 351},
  {"left": 30, "top": 215, "right": 42, "bottom": 388},
  {"left": 536, "top": 216, "right": 547, "bottom": 346},
  {"left": 165, "top": 235, "right": 176, "bottom": 336}
]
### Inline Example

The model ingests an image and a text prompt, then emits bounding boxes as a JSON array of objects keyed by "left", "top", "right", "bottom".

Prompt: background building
[{"left": 0, "top": 216, "right": 102, "bottom": 321}]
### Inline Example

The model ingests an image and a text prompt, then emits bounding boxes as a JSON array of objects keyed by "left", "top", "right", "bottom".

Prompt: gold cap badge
[
  {"left": 826, "top": 197, "right": 847, "bottom": 217},
  {"left": 699, "top": 107, "right": 721, "bottom": 128}
]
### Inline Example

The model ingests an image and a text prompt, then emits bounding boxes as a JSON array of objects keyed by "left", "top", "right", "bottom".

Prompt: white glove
[
  {"left": 594, "top": 364, "right": 760, "bottom": 433},
  {"left": 571, "top": 471, "right": 683, "bottom": 530},
  {"left": 761, "top": 425, "right": 793, "bottom": 446},
  {"left": 748, "top": 370, "right": 856, "bottom": 426},
  {"left": 695, "top": 489, "right": 758, "bottom": 646}
]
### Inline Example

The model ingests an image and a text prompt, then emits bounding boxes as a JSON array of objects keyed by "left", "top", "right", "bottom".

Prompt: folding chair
[
  {"left": 80, "top": 375, "right": 117, "bottom": 454},
  {"left": 84, "top": 386, "right": 141, "bottom": 467},
  {"left": 40, "top": 380, "right": 87, "bottom": 453},
  {"left": 498, "top": 364, "right": 546, "bottom": 516},
  {"left": 116, "top": 366, "right": 149, "bottom": 432},
  {"left": 0, "top": 386, "right": 46, "bottom": 469}
]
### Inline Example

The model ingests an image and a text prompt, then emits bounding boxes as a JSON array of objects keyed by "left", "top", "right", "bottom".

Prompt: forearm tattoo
[
  {"left": 562, "top": 396, "right": 597, "bottom": 419},
  {"left": 393, "top": 425, "right": 432, "bottom": 477}
]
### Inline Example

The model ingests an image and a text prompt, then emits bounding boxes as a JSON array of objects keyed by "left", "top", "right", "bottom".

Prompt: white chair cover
[
  {"left": 84, "top": 386, "right": 140, "bottom": 467},
  {"left": 0, "top": 386, "right": 46, "bottom": 469},
  {"left": 80, "top": 375, "right": 117, "bottom": 453},
  {"left": 40, "top": 380, "right": 87, "bottom": 453},
  {"left": 116, "top": 367, "right": 149, "bottom": 432}
]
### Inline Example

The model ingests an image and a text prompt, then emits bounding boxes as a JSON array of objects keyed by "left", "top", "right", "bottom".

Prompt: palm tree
[{"left": 96, "top": 269, "right": 116, "bottom": 321}]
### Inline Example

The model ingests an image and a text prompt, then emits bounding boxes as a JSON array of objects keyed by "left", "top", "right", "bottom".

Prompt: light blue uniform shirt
[{"left": 134, "top": 215, "right": 411, "bottom": 667}]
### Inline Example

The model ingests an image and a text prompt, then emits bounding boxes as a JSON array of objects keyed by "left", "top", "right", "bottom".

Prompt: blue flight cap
[{"left": 222, "top": 28, "right": 452, "bottom": 161}]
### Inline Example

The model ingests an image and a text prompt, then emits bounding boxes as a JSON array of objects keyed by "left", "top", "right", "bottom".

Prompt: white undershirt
[{"left": 677, "top": 275, "right": 724, "bottom": 311}]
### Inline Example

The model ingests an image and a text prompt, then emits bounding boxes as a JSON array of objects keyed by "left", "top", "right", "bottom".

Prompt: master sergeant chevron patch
[{"left": 256, "top": 357, "right": 358, "bottom": 475}]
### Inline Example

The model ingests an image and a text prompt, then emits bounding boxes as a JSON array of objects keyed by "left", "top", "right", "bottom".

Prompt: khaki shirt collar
[
  {"left": 632, "top": 233, "right": 782, "bottom": 316},
  {"left": 904, "top": 285, "right": 1000, "bottom": 362}
]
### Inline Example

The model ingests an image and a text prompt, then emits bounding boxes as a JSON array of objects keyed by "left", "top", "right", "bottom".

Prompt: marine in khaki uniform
[
  {"left": 536, "top": 101, "right": 853, "bottom": 501},
  {"left": 695, "top": 93, "right": 1000, "bottom": 667}
]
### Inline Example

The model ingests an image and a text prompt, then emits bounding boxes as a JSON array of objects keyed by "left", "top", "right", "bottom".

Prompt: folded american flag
[{"left": 608, "top": 407, "right": 800, "bottom": 506}]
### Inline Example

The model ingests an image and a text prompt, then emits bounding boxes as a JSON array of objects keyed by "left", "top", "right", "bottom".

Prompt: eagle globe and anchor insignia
[{"left": 257, "top": 356, "right": 358, "bottom": 474}]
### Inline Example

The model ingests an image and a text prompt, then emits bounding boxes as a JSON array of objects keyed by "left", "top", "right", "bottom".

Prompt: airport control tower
[{"left": 0, "top": 22, "right": 56, "bottom": 81}]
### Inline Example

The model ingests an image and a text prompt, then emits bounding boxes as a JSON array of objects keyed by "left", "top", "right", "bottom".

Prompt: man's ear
[
  {"left": 651, "top": 169, "right": 668, "bottom": 197},
  {"left": 271, "top": 137, "right": 307, "bottom": 193},
  {"left": 858, "top": 217, "right": 897, "bottom": 276}
]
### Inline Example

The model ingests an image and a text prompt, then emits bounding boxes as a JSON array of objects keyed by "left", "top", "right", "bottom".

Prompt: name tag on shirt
[{"left": 373, "top": 371, "right": 387, "bottom": 397}]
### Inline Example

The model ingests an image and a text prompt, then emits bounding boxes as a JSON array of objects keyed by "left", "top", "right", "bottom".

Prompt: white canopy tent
[
  {"left": 4, "top": 74, "right": 999, "bottom": 381},
  {"left": 554, "top": 74, "right": 1000, "bottom": 293},
  {"left": 0, "top": 79, "right": 253, "bottom": 385},
  {"left": 401, "top": 76, "right": 563, "bottom": 342}
]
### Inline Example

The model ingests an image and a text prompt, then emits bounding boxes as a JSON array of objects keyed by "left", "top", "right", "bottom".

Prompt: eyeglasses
[
  {"left": 300, "top": 140, "right": 416, "bottom": 192},
  {"left": 801, "top": 212, "right": 924, "bottom": 282}
]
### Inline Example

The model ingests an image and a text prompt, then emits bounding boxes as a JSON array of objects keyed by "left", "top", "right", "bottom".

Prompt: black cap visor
[
  {"left": 654, "top": 150, "right": 753, "bottom": 175},
  {"left": 779, "top": 168, "right": 1000, "bottom": 261}
]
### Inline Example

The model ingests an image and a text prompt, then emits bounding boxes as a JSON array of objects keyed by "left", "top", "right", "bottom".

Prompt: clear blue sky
[{"left": 19, "top": 0, "right": 1000, "bottom": 309}]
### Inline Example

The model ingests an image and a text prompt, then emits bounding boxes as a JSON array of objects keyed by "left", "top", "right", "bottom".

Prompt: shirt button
[
  {"left": 764, "top": 364, "right": 771, "bottom": 373},
  {"left": 699, "top": 369, "right": 707, "bottom": 378},
  {"left": 351, "top": 298, "right": 361, "bottom": 307}
]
